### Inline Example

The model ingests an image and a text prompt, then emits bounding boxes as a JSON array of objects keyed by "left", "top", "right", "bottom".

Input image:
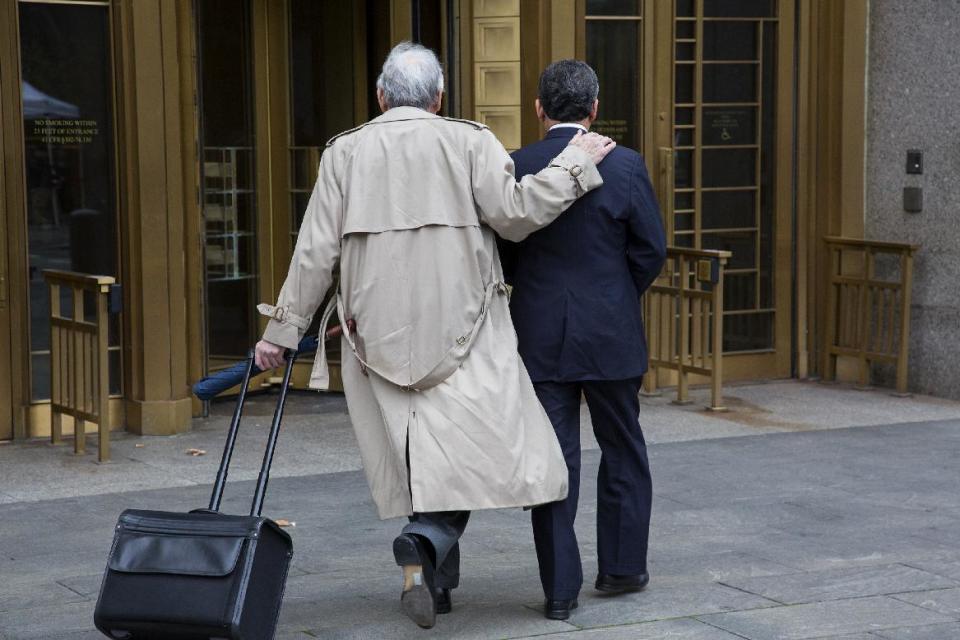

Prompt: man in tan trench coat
[{"left": 254, "top": 42, "right": 615, "bottom": 629}]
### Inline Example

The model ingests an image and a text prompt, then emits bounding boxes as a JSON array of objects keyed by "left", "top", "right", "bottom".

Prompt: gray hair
[{"left": 376, "top": 42, "right": 445, "bottom": 110}]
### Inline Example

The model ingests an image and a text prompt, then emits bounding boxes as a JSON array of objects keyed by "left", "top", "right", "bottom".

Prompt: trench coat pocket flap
[{"left": 108, "top": 531, "right": 245, "bottom": 577}]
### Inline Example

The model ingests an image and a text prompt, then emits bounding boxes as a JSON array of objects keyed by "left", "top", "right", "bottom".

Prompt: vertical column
[
  {"left": 116, "top": 0, "right": 196, "bottom": 435},
  {"left": 471, "top": 0, "right": 521, "bottom": 151},
  {"left": 0, "top": 0, "right": 28, "bottom": 440}
]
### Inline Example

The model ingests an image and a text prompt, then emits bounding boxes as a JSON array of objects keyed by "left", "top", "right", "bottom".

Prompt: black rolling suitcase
[{"left": 94, "top": 352, "right": 299, "bottom": 639}]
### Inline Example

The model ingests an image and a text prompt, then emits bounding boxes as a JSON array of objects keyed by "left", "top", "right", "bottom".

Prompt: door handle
[{"left": 0, "top": 273, "right": 6, "bottom": 303}]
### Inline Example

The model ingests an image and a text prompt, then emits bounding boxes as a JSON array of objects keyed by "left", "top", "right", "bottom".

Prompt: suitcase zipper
[{"left": 119, "top": 518, "right": 262, "bottom": 538}]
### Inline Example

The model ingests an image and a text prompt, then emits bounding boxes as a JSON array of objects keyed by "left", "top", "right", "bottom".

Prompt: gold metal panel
[
  {"left": 474, "top": 62, "right": 521, "bottom": 106},
  {"left": 473, "top": 17, "right": 520, "bottom": 62},
  {"left": 28, "top": 398, "right": 125, "bottom": 439},
  {"left": 473, "top": 0, "right": 519, "bottom": 18},
  {"left": 475, "top": 107, "right": 521, "bottom": 150}
]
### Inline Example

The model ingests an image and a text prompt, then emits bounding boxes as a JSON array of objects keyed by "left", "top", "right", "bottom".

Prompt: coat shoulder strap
[
  {"left": 325, "top": 123, "right": 369, "bottom": 147},
  {"left": 438, "top": 116, "right": 489, "bottom": 131}
]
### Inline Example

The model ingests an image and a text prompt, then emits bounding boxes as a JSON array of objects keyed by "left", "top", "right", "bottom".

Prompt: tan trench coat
[{"left": 260, "top": 106, "right": 603, "bottom": 519}]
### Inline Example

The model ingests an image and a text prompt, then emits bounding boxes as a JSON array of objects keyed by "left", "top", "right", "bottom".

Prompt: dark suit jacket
[{"left": 501, "top": 126, "right": 667, "bottom": 382}]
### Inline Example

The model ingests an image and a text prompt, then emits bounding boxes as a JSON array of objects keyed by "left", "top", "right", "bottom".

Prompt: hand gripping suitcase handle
[
  {"left": 206, "top": 348, "right": 297, "bottom": 516},
  {"left": 191, "top": 324, "right": 343, "bottom": 401}
]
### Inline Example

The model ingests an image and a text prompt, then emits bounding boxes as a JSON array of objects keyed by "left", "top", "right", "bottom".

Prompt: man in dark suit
[{"left": 501, "top": 60, "right": 667, "bottom": 621}]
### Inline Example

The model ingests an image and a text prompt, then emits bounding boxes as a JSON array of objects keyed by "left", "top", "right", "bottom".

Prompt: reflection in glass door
[
  {"left": 670, "top": 0, "right": 779, "bottom": 353},
  {"left": 197, "top": 0, "right": 258, "bottom": 369},
  {"left": 287, "top": 0, "right": 365, "bottom": 249},
  {"left": 17, "top": 0, "right": 121, "bottom": 403},
  {"left": 584, "top": 0, "right": 644, "bottom": 151}
]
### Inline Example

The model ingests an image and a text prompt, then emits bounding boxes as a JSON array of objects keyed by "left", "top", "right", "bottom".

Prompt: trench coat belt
[
  {"left": 331, "top": 280, "right": 507, "bottom": 392},
  {"left": 307, "top": 293, "right": 340, "bottom": 390}
]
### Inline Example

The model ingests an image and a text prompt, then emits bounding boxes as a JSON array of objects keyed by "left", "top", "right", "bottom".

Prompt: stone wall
[{"left": 866, "top": 0, "right": 960, "bottom": 399}]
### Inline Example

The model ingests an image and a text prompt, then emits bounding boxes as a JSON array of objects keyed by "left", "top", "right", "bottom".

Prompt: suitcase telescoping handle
[{"left": 208, "top": 349, "right": 298, "bottom": 516}]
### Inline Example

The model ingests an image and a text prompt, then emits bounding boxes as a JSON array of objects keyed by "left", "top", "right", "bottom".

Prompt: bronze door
[
  {"left": 4, "top": 0, "right": 123, "bottom": 437},
  {"left": 583, "top": 0, "right": 794, "bottom": 380}
]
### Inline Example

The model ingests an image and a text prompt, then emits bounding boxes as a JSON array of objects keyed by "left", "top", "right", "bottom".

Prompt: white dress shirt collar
[{"left": 549, "top": 123, "right": 588, "bottom": 133}]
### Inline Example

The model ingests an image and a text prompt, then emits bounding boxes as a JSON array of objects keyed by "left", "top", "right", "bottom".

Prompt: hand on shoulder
[{"left": 567, "top": 131, "right": 616, "bottom": 165}]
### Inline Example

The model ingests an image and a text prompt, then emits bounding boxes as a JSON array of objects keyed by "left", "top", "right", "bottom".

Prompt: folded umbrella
[{"left": 192, "top": 325, "right": 342, "bottom": 400}]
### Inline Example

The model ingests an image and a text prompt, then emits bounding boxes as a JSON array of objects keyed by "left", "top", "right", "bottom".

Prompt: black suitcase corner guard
[{"left": 94, "top": 352, "right": 298, "bottom": 640}]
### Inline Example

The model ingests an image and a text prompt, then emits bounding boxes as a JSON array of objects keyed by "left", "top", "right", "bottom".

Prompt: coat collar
[{"left": 372, "top": 106, "right": 440, "bottom": 123}]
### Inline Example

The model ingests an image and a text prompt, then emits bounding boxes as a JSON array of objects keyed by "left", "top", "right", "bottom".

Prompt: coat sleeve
[
  {"left": 259, "top": 147, "right": 343, "bottom": 349},
  {"left": 626, "top": 155, "right": 668, "bottom": 297},
  {"left": 471, "top": 129, "right": 604, "bottom": 242}
]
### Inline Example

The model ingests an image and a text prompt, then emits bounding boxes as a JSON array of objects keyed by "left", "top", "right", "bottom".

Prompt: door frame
[
  {"left": 0, "top": 42, "right": 15, "bottom": 441},
  {"left": 574, "top": 0, "right": 795, "bottom": 381},
  {"left": 0, "top": 0, "right": 29, "bottom": 439},
  {"left": 2, "top": 0, "right": 127, "bottom": 438}
]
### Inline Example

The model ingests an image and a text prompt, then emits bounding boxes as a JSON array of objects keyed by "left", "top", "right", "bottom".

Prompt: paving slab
[
  {"left": 301, "top": 600, "right": 576, "bottom": 639},
  {"left": 554, "top": 582, "right": 777, "bottom": 628},
  {"left": 722, "top": 564, "right": 960, "bottom": 605},
  {"left": 699, "top": 596, "right": 955, "bottom": 640},
  {"left": 873, "top": 623, "right": 960, "bottom": 639},
  {"left": 891, "top": 587, "right": 960, "bottom": 617},
  {"left": 904, "top": 557, "right": 960, "bottom": 582},
  {"left": 533, "top": 617, "right": 745, "bottom": 639}
]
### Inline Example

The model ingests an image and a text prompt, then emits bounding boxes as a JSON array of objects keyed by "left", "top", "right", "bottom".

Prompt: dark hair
[{"left": 537, "top": 60, "right": 599, "bottom": 122}]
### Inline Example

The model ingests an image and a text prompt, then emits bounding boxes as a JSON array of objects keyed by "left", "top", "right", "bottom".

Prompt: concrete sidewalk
[
  {"left": 2, "top": 383, "right": 960, "bottom": 639},
  {"left": 2, "top": 380, "right": 959, "bottom": 503}
]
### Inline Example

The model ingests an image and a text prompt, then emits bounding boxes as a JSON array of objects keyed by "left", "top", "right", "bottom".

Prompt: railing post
[
  {"left": 97, "top": 282, "right": 111, "bottom": 461},
  {"left": 855, "top": 248, "right": 872, "bottom": 388},
  {"left": 49, "top": 281, "right": 62, "bottom": 446},
  {"left": 895, "top": 250, "right": 915, "bottom": 396},
  {"left": 641, "top": 290, "right": 661, "bottom": 397},
  {"left": 710, "top": 257, "right": 727, "bottom": 411},
  {"left": 822, "top": 243, "right": 839, "bottom": 382},
  {"left": 73, "top": 284, "right": 86, "bottom": 456},
  {"left": 674, "top": 256, "right": 691, "bottom": 405}
]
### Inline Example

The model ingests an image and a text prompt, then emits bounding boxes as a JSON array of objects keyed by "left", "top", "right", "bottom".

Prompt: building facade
[{"left": 1, "top": 0, "right": 947, "bottom": 444}]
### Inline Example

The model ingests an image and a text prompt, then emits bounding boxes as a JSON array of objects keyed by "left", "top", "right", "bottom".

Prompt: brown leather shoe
[{"left": 393, "top": 534, "right": 436, "bottom": 629}]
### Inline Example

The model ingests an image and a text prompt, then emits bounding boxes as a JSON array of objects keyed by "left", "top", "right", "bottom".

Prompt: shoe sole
[
  {"left": 394, "top": 535, "right": 436, "bottom": 629},
  {"left": 544, "top": 600, "right": 578, "bottom": 620},
  {"left": 595, "top": 582, "right": 648, "bottom": 594}
]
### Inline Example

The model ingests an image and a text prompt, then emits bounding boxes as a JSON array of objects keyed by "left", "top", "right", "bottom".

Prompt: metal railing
[
  {"left": 822, "top": 237, "right": 919, "bottom": 394},
  {"left": 44, "top": 269, "right": 115, "bottom": 461},
  {"left": 643, "top": 247, "right": 732, "bottom": 410}
]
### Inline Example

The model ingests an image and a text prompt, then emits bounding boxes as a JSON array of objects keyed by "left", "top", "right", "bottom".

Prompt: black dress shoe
[
  {"left": 595, "top": 572, "right": 650, "bottom": 594},
  {"left": 544, "top": 598, "right": 578, "bottom": 620},
  {"left": 393, "top": 534, "right": 437, "bottom": 629},
  {"left": 435, "top": 588, "right": 452, "bottom": 614}
]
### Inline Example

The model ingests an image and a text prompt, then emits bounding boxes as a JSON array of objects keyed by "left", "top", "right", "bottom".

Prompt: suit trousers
[
  {"left": 531, "top": 378, "right": 651, "bottom": 600},
  {"left": 403, "top": 511, "right": 470, "bottom": 589}
]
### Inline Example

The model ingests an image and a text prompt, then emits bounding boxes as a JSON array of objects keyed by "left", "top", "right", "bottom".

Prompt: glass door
[
  {"left": 663, "top": 0, "right": 793, "bottom": 377},
  {"left": 17, "top": 0, "right": 123, "bottom": 432},
  {"left": 196, "top": 0, "right": 260, "bottom": 372}
]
